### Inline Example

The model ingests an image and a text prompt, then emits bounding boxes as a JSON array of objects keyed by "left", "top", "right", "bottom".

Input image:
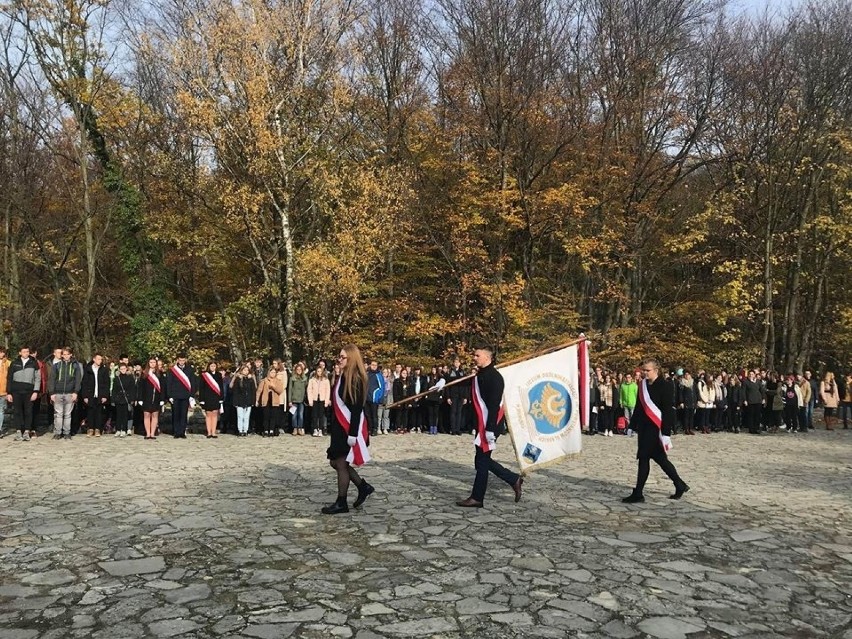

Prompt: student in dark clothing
[
  {"left": 7, "top": 346, "right": 41, "bottom": 441},
  {"left": 80, "top": 354, "right": 110, "bottom": 437},
  {"left": 199, "top": 362, "right": 224, "bottom": 439},
  {"left": 457, "top": 347, "right": 523, "bottom": 508},
  {"left": 111, "top": 363, "right": 137, "bottom": 437}
]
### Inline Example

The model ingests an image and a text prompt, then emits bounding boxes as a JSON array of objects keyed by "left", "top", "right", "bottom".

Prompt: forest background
[{"left": 0, "top": 0, "right": 850, "bottom": 373}]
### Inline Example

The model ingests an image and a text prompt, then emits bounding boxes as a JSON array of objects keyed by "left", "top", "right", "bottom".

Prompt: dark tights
[
  {"left": 330, "top": 457, "right": 364, "bottom": 502},
  {"left": 635, "top": 452, "right": 683, "bottom": 495}
]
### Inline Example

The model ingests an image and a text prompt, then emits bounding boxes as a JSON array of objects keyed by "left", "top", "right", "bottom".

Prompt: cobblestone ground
[{"left": 0, "top": 426, "right": 850, "bottom": 639}]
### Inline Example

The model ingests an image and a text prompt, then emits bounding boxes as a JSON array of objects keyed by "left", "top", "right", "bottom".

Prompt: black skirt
[{"left": 326, "top": 422, "right": 350, "bottom": 460}]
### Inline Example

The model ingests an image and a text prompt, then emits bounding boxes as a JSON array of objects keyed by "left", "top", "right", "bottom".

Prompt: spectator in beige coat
[
  {"left": 307, "top": 366, "right": 331, "bottom": 437},
  {"left": 819, "top": 372, "right": 840, "bottom": 430},
  {"left": 256, "top": 369, "right": 284, "bottom": 436},
  {"left": 798, "top": 374, "right": 812, "bottom": 433}
]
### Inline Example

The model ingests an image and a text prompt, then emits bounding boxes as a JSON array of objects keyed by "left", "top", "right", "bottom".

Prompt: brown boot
[
  {"left": 94, "top": 429, "right": 101, "bottom": 437},
  {"left": 86, "top": 428, "right": 94, "bottom": 437}
]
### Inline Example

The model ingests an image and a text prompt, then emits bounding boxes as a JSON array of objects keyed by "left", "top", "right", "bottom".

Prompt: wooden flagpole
[{"left": 386, "top": 335, "right": 588, "bottom": 409}]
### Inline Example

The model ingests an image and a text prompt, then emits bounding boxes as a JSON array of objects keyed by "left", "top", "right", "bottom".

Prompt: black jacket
[
  {"left": 473, "top": 363, "right": 505, "bottom": 436},
  {"left": 408, "top": 375, "right": 427, "bottom": 407},
  {"left": 392, "top": 378, "right": 413, "bottom": 409},
  {"left": 47, "top": 360, "right": 82, "bottom": 395},
  {"left": 166, "top": 364, "right": 197, "bottom": 400},
  {"left": 111, "top": 373, "right": 137, "bottom": 406},
  {"left": 80, "top": 363, "right": 110, "bottom": 402},
  {"left": 139, "top": 373, "right": 165, "bottom": 411},
  {"left": 334, "top": 375, "right": 366, "bottom": 438},
  {"left": 631, "top": 377, "right": 675, "bottom": 458},
  {"left": 676, "top": 380, "right": 695, "bottom": 409},
  {"left": 445, "top": 367, "right": 469, "bottom": 403},
  {"left": 727, "top": 383, "right": 743, "bottom": 409},
  {"left": 199, "top": 371, "right": 224, "bottom": 411},
  {"left": 743, "top": 378, "right": 764, "bottom": 405},
  {"left": 231, "top": 375, "right": 257, "bottom": 408}
]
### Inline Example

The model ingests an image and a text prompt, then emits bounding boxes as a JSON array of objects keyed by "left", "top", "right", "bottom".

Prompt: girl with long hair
[
  {"left": 321, "top": 344, "right": 374, "bottom": 514},
  {"left": 199, "top": 362, "right": 224, "bottom": 438},
  {"left": 139, "top": 358, "right": 165, "bottom": 440},
  {"left": 307, "top": 364, "right": 331, "bottom": 437},
  {"left": 820, "top": 372, "right": 840, "bottom": 430},
  {"left": 289, "top": 362, "right": 308, "bottom": 436},
  {"left": 230, "top": 363, "right": 257, "bottom": 437}
]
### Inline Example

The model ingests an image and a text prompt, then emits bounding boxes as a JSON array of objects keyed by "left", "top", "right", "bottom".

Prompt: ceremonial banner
[{"left": 501, "top": 342, "right": 586, "bottom": 472}]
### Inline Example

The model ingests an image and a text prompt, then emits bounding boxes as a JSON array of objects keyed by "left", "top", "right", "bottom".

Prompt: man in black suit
[
  {"left": 622, "top": 358, "right": 689, "bottom": 503},
  {"left": 457, "top": 346, "right": 523, "bottom": 508},
  {"left": 167, "top": 353, "right": 197, "bottom": 439}
]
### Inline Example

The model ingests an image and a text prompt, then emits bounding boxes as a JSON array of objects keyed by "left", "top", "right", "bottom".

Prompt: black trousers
[
  {"left": 634, "top": 449, "right": 684, "bottom": 494},
  {"left": 365, "top": 402, "right": 379, "bottom": 435},
  {"left": 745, "top": 403, "right": 762, "bottom": 433},
  {"left": 600, "top": 406, "right": 613, "bottom": 432},
  {"left": 471, "top": 445, "right": 519, "bottom": 503},
  {"left": 449, "top": 400, "right": 465, "bottom": 434},
  {"left": 396, "top": 407, "right": 409, "bottom": 432},
  {"left": 263, "top": 405, "right": 282, "bottom": 433},
  {"left": 783, "top": 405, "right": 799, "bottom": 430},
  {"left": 426, "top": 403, "right": 440, "bottom": 429},
  {"left": 86, "top": 401, "right": 106, "bottom": 432},
  {"left": 680, "top": 407, "right": 694, "bottom": 432},
  {"left": 114, "top": 404, "right": 130, "bottom": 432},
  {"left": 172, "top": 398, "right": 189, "bottom": 437},
  {"left": 11, "top": 391, "right": 33, "bottom": 432}
]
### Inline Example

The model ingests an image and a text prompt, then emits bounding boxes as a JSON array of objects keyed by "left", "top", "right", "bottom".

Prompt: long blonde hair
[{"left": 341, "top": 343, "right": 367, "bottom": 405}]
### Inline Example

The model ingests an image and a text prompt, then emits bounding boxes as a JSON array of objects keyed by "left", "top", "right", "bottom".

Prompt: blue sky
[{"left": 730, "top": 0, "right": 803, "bottom": 17}]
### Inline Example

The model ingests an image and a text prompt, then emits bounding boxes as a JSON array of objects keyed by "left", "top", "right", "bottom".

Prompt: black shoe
[
  {"left": 353, "top": 483, "right": 375, "bottom": 508},
  {"left": 206, "top": 435, "right": 212, "bottom": 439},
  {"left": 670, "top": 483, "right": 690, "bottom": 500},
  {"left": 52, "top": 434, "right": 61, "bottom": 440},
  {"left": 621, "top": 492, "right": 645, "bottom": 503},
  {"left": 321, "top": 501, "right": 349, "bottom": 515}
]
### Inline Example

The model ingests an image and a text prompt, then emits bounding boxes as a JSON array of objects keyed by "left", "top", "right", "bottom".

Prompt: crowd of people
[
  {"left": 0, "top": 344, "right": 849, "bottom": 442},
  {"left": 0, "top": 346, "right": 489, "bottom": 441},
  {"left": 588, "top": 366, "right": 851, "bottom": 436}
]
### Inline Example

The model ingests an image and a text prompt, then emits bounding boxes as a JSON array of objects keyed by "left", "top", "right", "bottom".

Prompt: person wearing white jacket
[
  {"left": 781, "top": 374, "right": 804, "bottom": 432},
  {"left": 696, "top": 373, "right": 714, "bottom": 434}
]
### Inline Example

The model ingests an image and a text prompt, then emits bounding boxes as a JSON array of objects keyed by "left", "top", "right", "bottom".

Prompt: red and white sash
[
  {"left": 147, "top": 373, "right": 161, "bottom": 393},
  {"left": 638, "top": 378, "right": 670, "bottom": 451},
  {"left": 202, "top": 372, "right": 221, "bottom": 396},
  {"left": 471, "top": 375, "right": 504, "bottom": 453},
  {"left": 171, "top": 365, "right": 192, "bottom": 392},
  {"left": 332, "top": 377, "right": 371, "bottom": 467}
]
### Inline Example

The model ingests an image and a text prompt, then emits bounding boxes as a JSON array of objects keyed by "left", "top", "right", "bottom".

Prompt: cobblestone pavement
[{"left": 0, "top": 427, "right": 850, "bottom": 639}]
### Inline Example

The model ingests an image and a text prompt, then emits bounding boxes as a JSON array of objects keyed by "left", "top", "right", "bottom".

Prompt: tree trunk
[
  {"left": 761, "top": 233, "right": 774, "bottom": 370},
  {"left": 80, "top": 127, "right": 95, "bottom": 360}
]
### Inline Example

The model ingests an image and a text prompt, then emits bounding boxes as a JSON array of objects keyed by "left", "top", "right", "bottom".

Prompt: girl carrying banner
[{"left": 321, "top": 343, "right": 374, "bottom": 515}]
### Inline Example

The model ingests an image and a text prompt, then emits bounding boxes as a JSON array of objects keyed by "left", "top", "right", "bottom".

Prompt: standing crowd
[
  {"left": 0, "top": 346, "right": 495, "bottom": 441},
  {"left": 588, "top": 365, "right": 851, "bottom": 437}
]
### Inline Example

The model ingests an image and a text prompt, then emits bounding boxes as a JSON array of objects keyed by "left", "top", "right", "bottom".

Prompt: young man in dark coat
[
  {"left": 622, "top": 358, "right": 689, "bottom": 503},
  {"left": 167, "top": 353, "right": 197, "bottom": 439},
  {"left": 445, "top": 357, "right": 469, "bottom": 436},
  {"left": 456, "top": 346, "right": 523, "bottom": 508},
  {"left": 80, "top": 354, "right": 110, "bottom": 437}
]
